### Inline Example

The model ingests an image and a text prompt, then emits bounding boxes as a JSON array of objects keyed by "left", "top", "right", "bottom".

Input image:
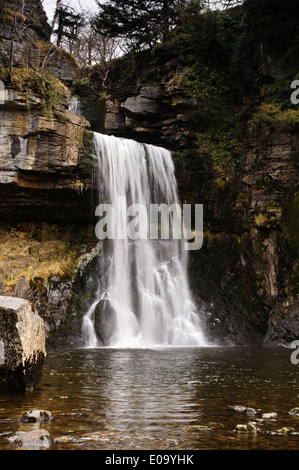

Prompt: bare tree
[{"left": 61, "top": 9, "right": 120, "bottom": 67}]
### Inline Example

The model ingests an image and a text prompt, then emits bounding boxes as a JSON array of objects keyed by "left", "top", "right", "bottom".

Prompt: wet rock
[
  {"left": 8, "top": 430, "right": 53, "bottom": 449},
  {"left": 20, "top": 410, "right": 53, "bottom": 423},
  {"left": 94, "top": 297, "right": 117, "bottom": 346},
  {"left": 262, "top": 412, "right": 277, "bottom": 419},
  {"left": 236, "top": 423, "right": 258, "bottom": 433},
  {"left": 289, "top": 407, "right": 299, "bottom": 417},
  {"left": 230, "top": 405, "right": 247, "bottom": 412},
  {"left": 0, "top": 296, "right": 46, "bottom": 391},
  {"left": 276, "top": 427, "right": 294, "bottom": 435},
  {"left": 245, "top": 408, "right": 256, "bottom": 416}
]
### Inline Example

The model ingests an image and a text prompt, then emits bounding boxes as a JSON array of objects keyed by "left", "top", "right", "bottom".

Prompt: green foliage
[
  {"left": 198, "top": 130, "right": 244, "bottom": 174},
  {"left": 72, "top": 77, "right": 92, "bottom": 95},
  {"left": 54, "top": 5, "right": 85, "bottom": 48},
  {"left": 0, "top": 68, "right": 69, "bottom": 119},
  {"left": 239, "top": 0, "right": 299, "bottom": 108},
  {"left": 186, "top": 62, "right": 234, "bottom": 129},
  {"left": 92, "top": 0, "right": 199, "bottom": 52},
  {"left": 251, "top": 103, "right": 299, "bottom": 129},
  {"left": 242, "top": 0, "right": 299, "bottom": 58}
]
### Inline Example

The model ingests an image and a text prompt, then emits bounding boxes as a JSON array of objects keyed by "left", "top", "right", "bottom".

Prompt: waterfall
[
  {"left": 82, "top": 132, "right": 207, "bottom": 348},
  {"left": 69, "top": 96, "right": 81, "bottom": 115}
]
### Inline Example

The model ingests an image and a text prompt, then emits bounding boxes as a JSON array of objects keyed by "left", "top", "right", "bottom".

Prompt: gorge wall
[{"left": 0, "top": 1, "right": 298, "bottom": 348}]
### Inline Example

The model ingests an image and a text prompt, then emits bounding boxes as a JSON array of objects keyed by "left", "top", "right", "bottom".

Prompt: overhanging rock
[{"left": 0, "top": 297, "right": 46, "bottom": 392}]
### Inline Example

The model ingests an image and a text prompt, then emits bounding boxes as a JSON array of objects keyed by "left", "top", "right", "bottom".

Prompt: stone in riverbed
[
  {"left": 0, "top": 296, "right": 46, "bottom": 392},
  {"left": 245, "top": 408, "right": 256, "bottom": 415},
  {"left": 262, "top": 412, "right": 277, "bottom": 419},
  {"left": 276, "top": 427, "right": 295, "bottom": 435},
  {"left": 8, "top": 430, "right": 53, "bottom": 449},
  {"left": 230, "top": 405, "right": 247, "bottom": 412},
  {"left": 20, "top": 410, "right": 53, "bottom": 423},
  {"left": 289, "top": 407, "right": 299, "bottom": 417},
  {"left": 235, "top": 423, "right": 258, "bottom": 433}
]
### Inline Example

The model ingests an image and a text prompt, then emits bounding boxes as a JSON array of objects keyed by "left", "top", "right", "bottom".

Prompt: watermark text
[{"left": 95, "top": 198, "right": 203, "bottom": 251}]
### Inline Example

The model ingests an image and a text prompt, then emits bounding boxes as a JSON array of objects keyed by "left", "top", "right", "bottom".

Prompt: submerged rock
[
  {"left": 8, "top": 430, "right": 53, "bottom": 449},
  {"left": 235, "top": 423, "right": 258, "bottom": 434},
  {"left": 262, "top": 412, "right": 277, "bottom": 419},
  {"left": 289, "top": 407, "right": 299, "bottom": 417},
  {"left": 230, "top": 405, "right": 247, "bottom": 412},
  {"left": 0, "top": 296, "right": 46, "bottom": 391},
  {"left": 20, "top": 410, "right": 53, "bottom": 423},
  {"left": 245, "top": 408, "right": 256, "bottom": 416},
  {"left": 276, "top": 427, "right": 295, "bottom": 435}
]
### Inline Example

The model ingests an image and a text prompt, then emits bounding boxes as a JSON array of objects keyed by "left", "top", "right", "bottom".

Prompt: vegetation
[
  {"left": 92, "top": 0, "right": 204, "bottom": 52},
  {"left": 251, "top": 103, "right": 299, "bottom": 129},
  {"left": 0, "top": 222, "right": 96, "bottom": 292},
  {"left": 0, "top": 67, "right": 69, "bottom": 119}
]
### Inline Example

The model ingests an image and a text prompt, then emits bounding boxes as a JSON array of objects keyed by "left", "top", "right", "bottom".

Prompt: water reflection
[{"left": 0, "top": 347, "right": 298, "bottom": 450}]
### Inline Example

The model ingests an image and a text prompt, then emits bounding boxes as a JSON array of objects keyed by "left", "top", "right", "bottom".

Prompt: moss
[
  {"left": 78, "top": 129, "right": 95, "bottom": 175},
  {"left": 0, "top": 8, "right": 26, "bottom": 24},
  {"left": 0, "top": 67, "right": 69, "bottom": 120},
  {"left": 254, "top": 212, "right": 268, "bottom": 227},
  {"left": 251, "top": 103, "right": 299, "bottom": 129}
]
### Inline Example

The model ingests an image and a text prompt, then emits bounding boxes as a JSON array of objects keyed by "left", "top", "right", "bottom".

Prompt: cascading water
[
  {"left": 69, "top": 96, "right": 82, "bottom": 115},
  {"left": 82, "top": 132, "right": 207, "bottom": 348}
]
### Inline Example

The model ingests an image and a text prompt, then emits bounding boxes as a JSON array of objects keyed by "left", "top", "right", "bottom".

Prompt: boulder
[
  {"left": 289, "top": 407, "right": 299, "bottom": 417},
  {"left": 20, "top": 410, "right": 53, "bottom": 423},
  {"left": 122, "top": 87, "right": 164, "bottom": 117},
  {"left": 94, "top": 297, "right": 117, "bottom": 346},
  {"left": 8, "top": 430, "right": 53, "bottom": 449},
  {"left": 0, "top": 296, "right": 46, "bottom": 391}
]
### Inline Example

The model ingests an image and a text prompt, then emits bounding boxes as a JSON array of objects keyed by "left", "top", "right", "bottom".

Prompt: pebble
[
  {"left": 231, "top": 405, "right": 246, "bottom": 412},
  {"left": 262, "top": 412, "right": 277, "bottom": 419},
  {"left": 276, "top": 427, "right": 294, "bottom": 435}
]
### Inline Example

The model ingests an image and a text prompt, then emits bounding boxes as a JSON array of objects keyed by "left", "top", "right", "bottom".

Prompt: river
[{"left": 0, "top": 346, "right": 298, "bottom": 450}]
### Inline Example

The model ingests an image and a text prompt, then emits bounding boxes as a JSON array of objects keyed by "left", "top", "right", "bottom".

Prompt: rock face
[
  {"left": 122, "top": 86, "right": 165, "bottom": 117},
  {"left": 0, "top": 296, "right": 46, "bottom": 391},
  {"left": 0, "top": 88, "right": 94, "bottom": 223},
  {"left": 0, "top": 0, "right": 79, "bottom": 82}
]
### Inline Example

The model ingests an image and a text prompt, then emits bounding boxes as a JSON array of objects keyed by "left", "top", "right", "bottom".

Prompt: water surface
[{"left": 0, "top": 347, "right": 298, "bottom": 450}]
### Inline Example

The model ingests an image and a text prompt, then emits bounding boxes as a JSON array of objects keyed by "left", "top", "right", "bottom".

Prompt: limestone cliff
[
  {"left": 0, "top": 0, "right": 79, "bottom": 82},
  {"left": 0, "top": 88, "right": 94, "bottom": 223}
]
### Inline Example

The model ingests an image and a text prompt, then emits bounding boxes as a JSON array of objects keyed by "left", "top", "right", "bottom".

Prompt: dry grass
[{"left": 0, "top": 223, "right": 95, "bottom": 292}]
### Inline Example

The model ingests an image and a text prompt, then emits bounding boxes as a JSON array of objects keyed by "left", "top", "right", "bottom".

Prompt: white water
[
  {"left": 82, "top": 133, "right": 207, "bottom": 348},
  {"left": 69, "top": 96, "right": 81, "bottom": 115}
]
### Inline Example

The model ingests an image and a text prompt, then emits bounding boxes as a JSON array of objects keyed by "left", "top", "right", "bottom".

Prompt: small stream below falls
[{"left": 0, "top": 347, "right": 298, "bottom": 450}]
